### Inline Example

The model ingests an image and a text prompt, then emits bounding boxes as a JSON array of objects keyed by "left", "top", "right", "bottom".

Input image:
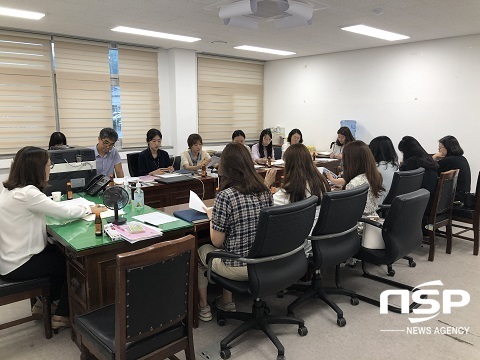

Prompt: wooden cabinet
[{"left": 142, "top": 176, "right": 216, "bottom": 208}]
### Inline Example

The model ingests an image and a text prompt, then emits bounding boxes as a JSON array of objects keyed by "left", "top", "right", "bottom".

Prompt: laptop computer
[{"left": 154, "top": 173, "right": 195, "bottom": 184}]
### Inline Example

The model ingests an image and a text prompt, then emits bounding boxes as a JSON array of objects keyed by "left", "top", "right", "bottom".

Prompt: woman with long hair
[
  {"left": 0, "top": 146, "right": 103, "bottom": 331},
  {"left": 369, "top": 136, "right": 399, "bottom": 203},
  {"left": 251, "top": 128, "right": 275, "bottom": 165},
  {"left": 342, "top": 141, "right": 384, "bottom": 220},
  {"left": 433, "top": 135, "right": 471, "bottom": 195},
  {"left": 330, "top": 126, "right": 355, "bottom": 160},
  {"left": 271, "top": 143, "right": 330, "bottom": 254},
  {"left": 198, "top": 143, "right": 273, "bottom": 321},
  {"left": 398, "top": 136, "right": 438, "bottom": 218}
]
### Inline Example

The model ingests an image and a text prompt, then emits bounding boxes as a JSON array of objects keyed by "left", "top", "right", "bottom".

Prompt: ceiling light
[
  {"left": 112, "top": 26, "right": 201, "bottom": 43},
  {"left": 234, "top": 45, "right": 295, "bottom": 56},
  {"left": 341, "top": 25, "right": 409, "bottom": 41},
  {"left": 0, "top": 6, "right": 45, "bottom": 20}
]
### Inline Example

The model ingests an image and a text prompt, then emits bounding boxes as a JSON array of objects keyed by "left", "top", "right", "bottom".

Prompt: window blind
[
  {"left": 54, "top": 40, "right": 112, "bottom": 147},
  {"left": 117, "top": 47, "right": 160, "bottom": 148},
  {"left": 197, "top": 56, "right": 264, "bottom": 143},
  {"left": 0, "top": 32, "right": 55, "bottom": 155}
]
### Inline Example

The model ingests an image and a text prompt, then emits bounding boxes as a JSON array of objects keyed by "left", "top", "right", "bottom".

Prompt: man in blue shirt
[{"left": 93, "top": 128, "right": 124, "bottom": 178}]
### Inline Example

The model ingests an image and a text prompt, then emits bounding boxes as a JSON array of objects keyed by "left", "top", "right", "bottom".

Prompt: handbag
[{"left": 361, "top": 219, "right": 385, "bottom": 249}]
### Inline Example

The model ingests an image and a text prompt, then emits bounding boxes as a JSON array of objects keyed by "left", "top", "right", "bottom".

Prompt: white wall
[{"left": 264, "top": 34, "right": 480, "bottom": 191}]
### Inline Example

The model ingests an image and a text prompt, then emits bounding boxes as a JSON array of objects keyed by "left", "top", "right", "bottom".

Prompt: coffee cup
[{"left": 52, "top": 191, "right": 62, "bottom": 202}]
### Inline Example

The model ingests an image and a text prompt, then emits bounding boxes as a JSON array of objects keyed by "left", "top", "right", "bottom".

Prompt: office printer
[{"left": 46, "top": 147, "right": 97, "bottom": 195}]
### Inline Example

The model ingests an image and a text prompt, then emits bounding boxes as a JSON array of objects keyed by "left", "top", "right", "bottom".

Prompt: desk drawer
[{"left": 67, "top": 261, "right": 87, "bottom": 307}]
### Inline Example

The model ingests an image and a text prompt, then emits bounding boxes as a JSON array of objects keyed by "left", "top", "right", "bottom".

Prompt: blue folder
[{"left": 173, "top": 209, "right": 209, "bottom": 223}]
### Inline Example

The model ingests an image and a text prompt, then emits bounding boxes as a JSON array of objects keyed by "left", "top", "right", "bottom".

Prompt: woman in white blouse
[
  {"left": 281, "top": 128, "right": 303, "bottom": 158},
  {"left": 0, "top": 146, "right": 103, "bottom": 331},
  {"left": 251, "top": 128, "right": 275, "bottom": 165},
  {"left": 266, "top": 143, "right": 330, "bottom": 254}
]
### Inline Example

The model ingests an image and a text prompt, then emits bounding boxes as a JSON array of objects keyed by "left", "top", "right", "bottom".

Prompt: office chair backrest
[
  {"left": 383, "top": 167, "right": 425, "bottom": 205},
  {"left": 311, "top": 184, "right": 369, "bottom": 266},
  {"left": 114, "top": 235, "right": 195, "bottom": 356},
  {"left": 126, "top": 152, "right": 141, "bottom": 177},
  {"left": 173, "top": 155, "right": 181, "bottom": 171},
  {"left": 248, "top": 196, "right": 317, "bottom": 298},
  {"left": 428, "top": 169, "right": 459, "bottom": 223},
  {"left": 382, "top": 189, "right": 430, "bottom": 264}
]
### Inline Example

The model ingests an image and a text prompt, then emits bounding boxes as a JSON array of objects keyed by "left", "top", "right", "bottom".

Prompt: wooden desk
[
  {"left": 47, "top": 195, "right": 193, "bottom": 344},
  {"left": 142, "top": 175, "right": 216, "bottom": 208}
]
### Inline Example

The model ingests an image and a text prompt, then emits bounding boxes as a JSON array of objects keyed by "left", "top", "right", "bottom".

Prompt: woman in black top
[
  {"left": 138, "top": 129, "right": 173, "bottom": 176},
  {"left": 432, "top": 135, "right": 471, "bottom": 195},
  {"left": 398, "top": 136, "right": 438, "bottom": 223}
]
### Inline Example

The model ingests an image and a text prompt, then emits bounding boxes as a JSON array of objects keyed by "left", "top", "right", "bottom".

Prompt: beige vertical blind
[
  {"left": 0, "top": 32, "right": 55, "bottom": 155},
  {"left": 118, "top": 47, "right": 160, "bottom": 148},
  {"left": 54, "top": 40, "right": 112, "bottom": 147},
  {"left": 197, "top": 56, "right": 264, "bottom": 143}
]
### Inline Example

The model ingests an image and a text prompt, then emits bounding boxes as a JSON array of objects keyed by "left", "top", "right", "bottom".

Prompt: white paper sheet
[
  {"left": 189, "top": 190, "right": 210, "bottom": 213},
  {"left": 156, "top": 173, "right": 183, "bottom": 178},
  {"left": 206, "top": 155, "right": 220, "bottom": 168},
  {"left": 132, "top": 212, "right": 178, "bottom": 226}
]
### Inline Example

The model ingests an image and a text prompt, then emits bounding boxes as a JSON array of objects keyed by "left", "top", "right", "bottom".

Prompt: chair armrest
[
  {"left": 359, "top": 217, "right": 383, "bottom": 228},
  {"left": 205, "top": 250, "right": 241, "bottom": 284},
  {"left": 307, "top": 225, "right": 358, "bottom": 240},
  {"left": 378, "top": 204, "right": 391, "bottom": 210}
]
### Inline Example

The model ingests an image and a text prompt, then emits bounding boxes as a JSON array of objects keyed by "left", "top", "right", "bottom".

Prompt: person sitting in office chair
[
  {"left": 198, "top": 143, "right": 273, "bottom": 321},
  {"left": 281, "top": 128, "right": 303, "bottom": 159},
  {"left": 266, "top": 143, "right": 330, "bottom": 254},
  {"left": 48, "top": 132, "right": 67, "bottom": 149},
  {"left": 138, "top": 128, "right": 174, "bottom": 176},
  {"left": 329, "top": 126, "right": 355, "bottom": 160},
  {"left": 180, "top": 133, "right": 211, "bottom": 171},
  {"left": 0, "top": 146, "right": 105, "bottom": 331},
  {"left": 369, "top": 136, "right": 399, "bottom": 204},
  {"left": 251, "top": 128, "right": 276, "bottom": 165},
  {"left": 92, "top": 127, "right": 124, "bottom": 178},
  {"left": 232, "top": 129, "right": 251, "bottom": 154}
]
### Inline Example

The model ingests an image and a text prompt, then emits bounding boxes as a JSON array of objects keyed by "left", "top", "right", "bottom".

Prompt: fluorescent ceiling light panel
[
  {"left": 341, "top": 25, "right": 409, "bottom": 41},
  {"left": 234, "top": 45, "right": 295, "bottom": 56},
  {"left": 112, "top": 26, "right": 201, "bottom": 43},
  {"left": 0, "top": 6, "right": 45, "bottom": 20}
]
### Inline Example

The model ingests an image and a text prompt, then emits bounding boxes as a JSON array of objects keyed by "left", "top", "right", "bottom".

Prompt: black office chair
[
  {"left": 173, "top": 155, "right": 181, "bottom": 171},
  {"left": 0, "top": 277, "right": 52, "bottom": 339},
  {"left": 377, "top": 167, "right": 425, "bottom": 275},
  {"left": 75, "top": 235, "right": 196, "bottom": 360},
  {"left": 126, "top": 152, "right": 140, "bottom": 177},
  {"left": 355, "top": 189, "right": 430, "bottom": 313},
  {"left": 206, "top": 196, "right": 318, "bottom": 360},
  {"left": 286, "top": 184, "right": 368, "bottom": 327},
  {"left": 273, "top": 146, "right": 282, "bottom": 160}
]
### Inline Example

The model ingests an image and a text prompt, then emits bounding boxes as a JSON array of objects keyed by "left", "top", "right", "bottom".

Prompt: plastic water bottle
[
  {"left": 133, "top": 182, "right": 144, "bottom": 211},
  {"left": 123, "top": 179, "right": 132, "bottom": 204}
]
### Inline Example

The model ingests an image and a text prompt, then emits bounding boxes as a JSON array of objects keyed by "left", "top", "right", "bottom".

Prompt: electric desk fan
[{"left": 102, "top": 186, "right": 129, "bottom": 225}]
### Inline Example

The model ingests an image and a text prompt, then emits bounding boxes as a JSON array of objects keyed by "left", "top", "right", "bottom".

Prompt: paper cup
[{"left": 52, "top": 191, "right": 62, "bottom": 202}]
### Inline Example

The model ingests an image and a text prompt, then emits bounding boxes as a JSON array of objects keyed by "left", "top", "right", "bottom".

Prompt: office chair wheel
[
  {"left": 217, "top": 318, "right": 227, "bottom": 326},
  {"left": 409, "top": 260, "right": 416, "bottom": 268},
  {"left": 220, "top": 348, "right": 231, "bottom": 359},
  {"left": 264, "top": 306, "right": 271, "bottom": 315},
  {"left": 337, "top": 317, "right": 346, "bottom": 327},
  {"left": 298, "top": 326, "right": 308, "bottom": 336},
  {"left": 387, "top": 268, "right": 396, "bottom": 277},
  {"left": 350, "top": 297, "right": 359, "bottom": 306},
  {"left": 277, "top": 290, "right": 285, "bottom": 298}
]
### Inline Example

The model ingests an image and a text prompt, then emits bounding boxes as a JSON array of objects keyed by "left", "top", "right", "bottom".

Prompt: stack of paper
[{"left": 111, "top": 221, "right": 163, "bottom": 243}]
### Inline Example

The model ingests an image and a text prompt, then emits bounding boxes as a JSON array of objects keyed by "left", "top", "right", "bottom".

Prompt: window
[
  {"left": 197, "top": 56, "right": 264, "bottom": 143},
  {"left": 54, "top": 40, "right": 112, "bottom": 147},
  {"left": 117, "top": 46, "right": 160, "bottom": 147},
  {"left": 0, "top": 32, "right": 55, "bottom": 154}
]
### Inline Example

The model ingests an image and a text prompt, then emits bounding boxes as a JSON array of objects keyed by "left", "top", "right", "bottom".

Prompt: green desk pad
[{"left": 47, "top": 193, "right": 193, "bottom": 252}]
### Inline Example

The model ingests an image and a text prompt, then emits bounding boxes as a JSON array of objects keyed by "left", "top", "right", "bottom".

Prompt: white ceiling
[{"left": 2, "top": 0, "right": 480, "bottom": 61}]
